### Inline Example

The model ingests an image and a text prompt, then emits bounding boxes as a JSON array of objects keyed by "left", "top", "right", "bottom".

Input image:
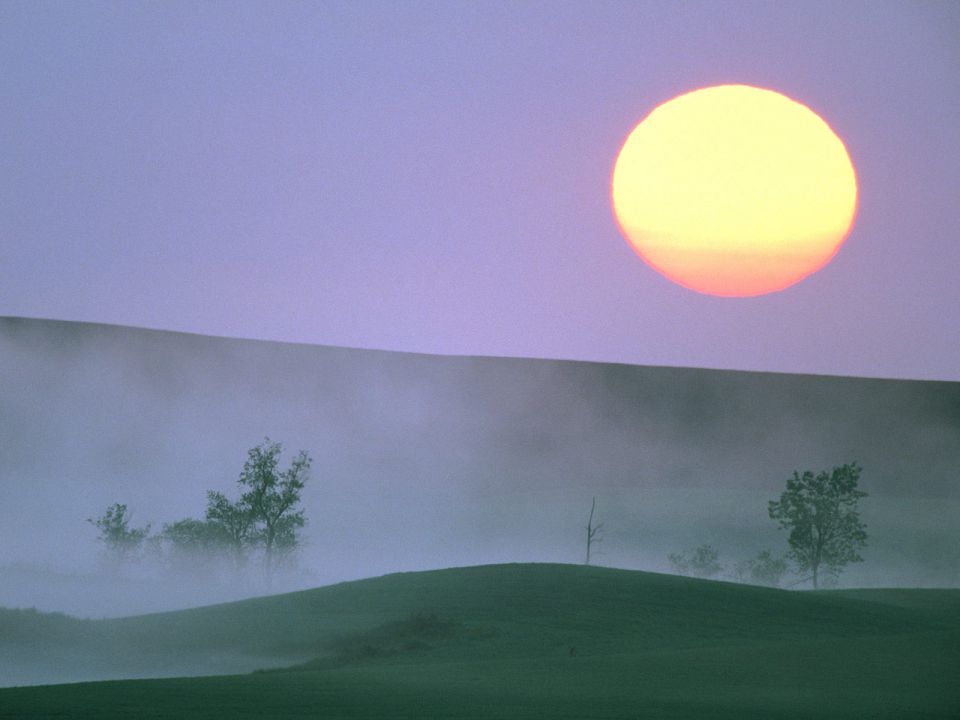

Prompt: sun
[{"left": 611, "top": 84, "right": 858, "bottom": 297}]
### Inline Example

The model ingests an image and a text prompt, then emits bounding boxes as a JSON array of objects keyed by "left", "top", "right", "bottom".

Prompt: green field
[{"left": 1, "top": 564, "right": 957, "bottom": 718}]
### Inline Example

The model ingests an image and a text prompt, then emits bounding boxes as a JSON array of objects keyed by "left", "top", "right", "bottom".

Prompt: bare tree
[{"left": 584, "top": 497, "right": 603, "bottom": 565}]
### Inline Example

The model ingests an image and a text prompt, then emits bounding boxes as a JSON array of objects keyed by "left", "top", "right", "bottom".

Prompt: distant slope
[
  {"left": 831, "top": 587, "right": 960, "bottom": 626},
  {"left": 2, "top": 564, "right": 959, "bottom": 718},
  {"left": 0, "top": 564, "right": 960, "bottom": 706}
]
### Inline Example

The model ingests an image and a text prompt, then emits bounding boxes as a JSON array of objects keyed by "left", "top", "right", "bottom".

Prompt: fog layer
[{"left": 1, "top": 317, "right": 957, "bottom": 616}]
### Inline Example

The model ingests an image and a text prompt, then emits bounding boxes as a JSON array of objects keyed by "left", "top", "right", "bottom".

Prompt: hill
[
  {"left": 2, "top": 315, "right": 959, "bottom": 609},
  {"left": 1, "top": 564, "right": 958, "bottom": 718}
]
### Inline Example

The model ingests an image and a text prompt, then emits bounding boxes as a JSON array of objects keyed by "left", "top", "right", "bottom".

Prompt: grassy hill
[{"left": 1, "top": 563, "right": 958, "bottom": 718}]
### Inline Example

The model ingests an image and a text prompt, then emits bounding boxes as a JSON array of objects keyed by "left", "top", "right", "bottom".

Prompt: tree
[
  {"left": 161, "top": 517, "right": 230, "bottom": 551},
  {"left": 205, "top": 490, "right": 255, "bottom": 571},
  {"left": 768, "top": 462, "right": 867, "bottom": 589},
  {"left": 750, "top": 550, "right": 789, "bottom": 587},
  {"left": 736, "top": 549, "right": 789, "bottom": 587},
  {"left": 88, "top": 503, "right": 151, "bottom": 567},
  {"left": 584, "top": 496, "right": 603, "bottom": 565},
  {"left": 160, "top": 517, "right": 232, "bottom": 576},
  {"left": 730, "top": 550, "right": 789, "bottom": 587},
  {"left": 237, "top": 439, "right": 311, "bottom": 582},
  {"left": 668, "top": 543, "right": 723, "bottom": 578}
]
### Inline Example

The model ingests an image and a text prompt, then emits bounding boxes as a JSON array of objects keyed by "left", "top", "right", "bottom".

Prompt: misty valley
[{"left": 1, "top": 318, "right": 958, "bottom": 718}]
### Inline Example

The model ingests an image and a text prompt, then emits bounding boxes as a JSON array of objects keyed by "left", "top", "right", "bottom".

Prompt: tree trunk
[
  {"left": 264, "top": 527, "right": 275, "bottom": 590},
  {"left": 233, "top": 544, "right": 245, "bottom": 574},
  {"left": 812, "top": 563, "right": 819, "bottom": 589},
  {"left": 585, "top": 497, "right": 598, "bottom": 565}
]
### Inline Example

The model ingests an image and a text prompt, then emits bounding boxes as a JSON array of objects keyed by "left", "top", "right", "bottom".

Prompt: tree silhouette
[
  {"left": 159, "top": 518, "right": 232, "bottom": 577},
  {"left": 769, "top": 462, "right": 867, "bottom": 589},
  {"left": 584, "top": 497, "right": 603, "bottom": 565},
  {"left": 88, "top": 503, "right": 150, "bottom": 568},
  {"left": 237, "top": 438, "right": 311, "bottom": 583},
  {"left": 205, "top": 490, "right": 255, "bottom": 571}
]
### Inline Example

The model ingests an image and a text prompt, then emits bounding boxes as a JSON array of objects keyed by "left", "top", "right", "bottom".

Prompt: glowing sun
[{"left": 611, "top": 84, "right": 857, "bottom": 297}]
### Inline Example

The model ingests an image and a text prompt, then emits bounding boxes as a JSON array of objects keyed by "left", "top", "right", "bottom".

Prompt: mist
[{"left": 1, "top": 317, "right": 958, "bottom": 618}]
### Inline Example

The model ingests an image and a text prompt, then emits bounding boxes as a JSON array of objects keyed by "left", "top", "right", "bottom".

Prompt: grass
[{"left": 1, "top": 563, "right": 957, "bottom": 718}]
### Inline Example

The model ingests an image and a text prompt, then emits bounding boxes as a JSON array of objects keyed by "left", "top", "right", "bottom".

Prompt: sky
[{"left": 1, "top": 1, "right": 958, "bottom": 381}]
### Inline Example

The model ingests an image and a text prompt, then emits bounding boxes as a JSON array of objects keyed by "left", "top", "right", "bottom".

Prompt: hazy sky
[{"left": 1, "top": 2, "right": 957, "bottom": 380}]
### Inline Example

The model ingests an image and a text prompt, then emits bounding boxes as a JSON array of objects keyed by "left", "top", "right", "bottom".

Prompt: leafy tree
[
  {"left": 159, "top": 518, "right": 232, "bottom": 576},
  {"left": 237, "top": 438, "right": 311, "bottom": 581},
  {"left": 161, "top": 517, "right": 226, "bottom": 550},
  {"left": 88, "top": 503, "right": 151, "bottom": 566},
  {"left": 768, "top": 462, "right": 867, "bottom": 589},
  {"left": 205, "top": 491, "right": 255, "bottom": 570},
  {"left": 163, "top": 517, "right": 230, "bottom": 556},
  {"left": 668, "top": 543, "right": 723, "bottom": 578}
]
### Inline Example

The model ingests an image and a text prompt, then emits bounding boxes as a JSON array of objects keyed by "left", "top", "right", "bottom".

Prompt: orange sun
[{"left": 611, "top": 84, "right": 858, "bottom": 297}]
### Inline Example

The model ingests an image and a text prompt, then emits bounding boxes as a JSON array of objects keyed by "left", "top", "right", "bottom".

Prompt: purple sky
[{"left": 2, "top": 1, "right": 957, "bottom": 380}]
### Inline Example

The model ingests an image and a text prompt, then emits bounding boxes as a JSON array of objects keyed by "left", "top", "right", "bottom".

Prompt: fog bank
[{"left": 1, "top": 317, "right": 957, "bottom": 616}]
